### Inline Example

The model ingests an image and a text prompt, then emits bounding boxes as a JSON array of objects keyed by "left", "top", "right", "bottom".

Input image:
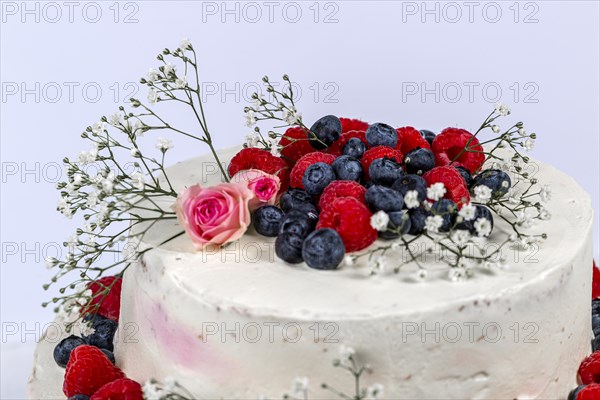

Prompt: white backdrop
[{"left": 1, "top": 1, "right": 599, "bottom": 398}]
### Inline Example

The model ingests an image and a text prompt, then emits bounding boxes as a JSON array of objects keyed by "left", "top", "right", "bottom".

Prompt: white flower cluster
[{"left": 370, "top": 211, "right": 390, "bottom": 232}]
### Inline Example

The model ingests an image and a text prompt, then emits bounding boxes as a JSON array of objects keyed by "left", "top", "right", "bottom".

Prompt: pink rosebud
[
  {"left": 174, "top": 182, "right": 255, "bottom": 250},
  {"left": 231, "top": 169, "right": 280, "bottom": 211}
]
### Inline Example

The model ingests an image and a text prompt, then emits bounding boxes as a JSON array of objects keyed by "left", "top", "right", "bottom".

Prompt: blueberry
[
  {"left": 302, "top": 228, "right": 345, "bottom": 270},
  {"left": 309, "top": 115, "right": 342, "bottom": 150},
  {"left": 68, "top": 395, "right": 90, "bottom": 400},
  {"left": 391, "top": 174, "right": 427, "bottom": 203},
  {"left": 404, "top": 148, "right": 435, "bottom": 175},
  {"left": 379, "top": 211, "right": 412, "bottom": 240},
  {"left": 568, "top": 385, "right": 587, "bottom": 400},
  {"left": 302, "top": 162, "right": 336, "bottom": 195},
  {"left": 408, "top": 208, "right": 432, "bottom": 235},
  {"left": 101, "top": 349, "right": 116, "bottom": 364},
  {"left": 280, "top": 210, "right": 317, "bottom": 238},
  {"left": 430, "top": 199, "right": 457, "bottom": 232},
  {"left": 365, "top": 185, "right": 404, "bottom": 213},
  {"left": 275, "top": 232, "right": 305, "bottom": 264},
  {"left": 343, "top": 138, "right": 367, "bottom": 159},
  {"left": 593, "top": 299, "right": 600, "bottom": 315},
  {"left": 456, "top": 205, "right": 494, "bottom": 235},
  {"left": 472, "top": 169, "right": 512, "bottom": 198},
  {"left": 293, "top": 202, "right": 319, "bottom": 219},
  {"left": 593, "top": 314, "right": 600, "bottom": 336},
  {"left": 454, "top": 166, "right": 474, "bottom": 187},
  {"left": 365, "top": 123, "right": 398, "bottom": 148},
  {"left": 53, "top": 335, "right": 86, "bottom": 368},
  {"left": 369, "top": 157, "right": 403, "bottom": 186},
  {"left": 593, "top": 336, "right": 600, "bottom": 352},
  {"left": 84, "top": 318, "right": 118, "bottom": 352},
  {"left": 420, "top": 129, "right": 436, "bottom": 146},
  {"left": 253, "top": 205, "right": 285, "bottom": 237},
  {"left": 332, "top": 155, "right": 363, "bottom": 182},
  {"left": 280, "top": 188, "right": 313, "bottom": 213}
]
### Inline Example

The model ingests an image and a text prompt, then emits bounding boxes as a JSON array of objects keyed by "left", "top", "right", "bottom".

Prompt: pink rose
[
  {"left": 174, "top": 182, "right": 255, "bottom": 250},
  {"left": 231, "top": 169, "right": 280, "bottom": 211}
]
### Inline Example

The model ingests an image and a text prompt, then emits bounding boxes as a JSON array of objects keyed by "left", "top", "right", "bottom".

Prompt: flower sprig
[{"left": 45, "top": 39, "right": 231, "bottom": 329}]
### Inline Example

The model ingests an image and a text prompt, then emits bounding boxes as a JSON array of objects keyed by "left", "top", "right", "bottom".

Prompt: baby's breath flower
[
  {"left": 289, "top": 376, "right": 309, "bottom": 398},
  {"left": 458, "top": 203, "right": 476, "bottom": 221},
  {"left": 451, "top": 229, "right": 471, "bottom": 246},
  {"left": 365, "top": 383, "right": 384, "bottom": 400},
  {"left": 146, "top": 68, "right": 160, "bottom": 83},
  {"left": 474, "top": 217, "right": 492, "bottom": 237},
  {"left": 155, "top": 138, "right": 173, "bottom": 152},
  {"left": 148, "top": 88, "right": 159, "bottom": 105},
  {"left": 245, "top": 110, "right": 257, "bottom": 127},
  {"left": 370, "top": 211, "right": 390, "bottom": 232},
  {"left": 179, "top": 38, "right": 192, "bottom": 51},
  {"left": 282, "top": 106, "right": 301, "bottom": 125},
  {"left": 539, "top": 184, "right": 552, "bottom": 203},
  {"left": 518, "top": 127, "right": 527, "bottom": 137},
  {"left": 523, "top": 138, "right": 535, "bottom": 152},
  {"left": 108, "top": 112, "right": 121, "bottom": 126},
  {"left": 404, "top": 190, "right": 420, "bottom": 209},
  {"left": 495, "top": 103, "right": 510, "bottom": 116},
  {"left": 163, "top": 63, "right": 176, "bottom": 76},
  {"left": 425, "top": 215, "right": 443, "bottom": 233},
  {"left": 473, "top": 185, "right": 492, "bottom": 202},
  {"left": 174, "top": 77, "right": 187, "bottom": 89},
  {"left": 427, "top": 182, "right": 446, "bottom": 201},
  {"left": 491, "top": 125, "right": 500, "bottom": 133}
]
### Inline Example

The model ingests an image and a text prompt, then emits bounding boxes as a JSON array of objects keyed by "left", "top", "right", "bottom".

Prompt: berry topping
[
  {"left": 404, "top": 148, "right": 435, "bottom": 175},
  {"left": 568, "top": 385, "right": 587, "bottom": 400},
  {"left": 309, "top": 115, "right": 342, "bottom": 149},
  {"left": 332, "top": 155, "right": 364, "bottom": 182},
  {"left": 279, "top": 126, "right": 315, "bottom": 164},
  {"left": 577, "top": 384, "right": 600, "bottom": 400},
  {"left": 454, "top": 165, "right": 474, "bottom": 187},
  {"left": 430, "top": 199, "right": 458, "bottom": 232},
  {"left": 302, "top": 162, "right": 336, "bottom": 195},
  {"left": 578, "top": 351, "right": 600, "bottom": 384},
  {"left": 318, "top": 180, "right": 367, "bottom": 210},
  {"left": 593, "top": 262, "right": 600, "bottom": 300},
  {"left": 365, "top": 185, "right": 404, "bottom": 213},
  {"left": 396, "top": 126, "right": 431, "bottom": 155},
  {"left": 80, "top": 276, "right": 122, "bottom": 322},
  {"left": 431, "top": 127, "right": 485, "bottom": 174},
  {"left": 392, "top": 174, "right": 428, "bottom": 203},
  {"left": 252, "top": 205, "right": 285, "bottom": 237},
  {"left": 317, "top": 197, "right": 377, "bottom": 252},
  {"left": 369, "top": 157, "right": 404, "bottom": 187},
  {"left": 275, "top": 232, "right": 305, "bottom": 264},
  {"left": 408, "top": 208, "right": 432, "bottom": 235},
  {"left": 361, "top": 146, "right": 403, "bottom": 181},
  {"left": 279, "top": 210, "right": 317, "bottom": 238},
  {"left": 343, "top": 137, "right": 367, "bottom": 159},
  {"left": 472, "top": 169, "right": 512, "bottom": 198},
  {"left": 228, "top": 148, "right": 290, "bottom": 192},
  {"left": 83, "top": 318, "right": 118, "bottom": 352},
  {"left": 366, "top": 123, "right": 398, "bottom": 148},
  {"left": 340, "top": 117, "right": 369, "bottom": 133},
  {"left": 302, "top": 228, "right": 346, "bottom": 270},
  {"left": 279, "top": 188, "right": 314, "bottom": 213},
  {"left": 327, "top": 130, "right": 367, "bottom": 157},
  {"left": 420, "top": 129, "right": 437, "bottom": 146},
  {"left": 63, "top": 345, "right": 125, "bottom": 397},
  {"left": 379, "top": 211, "right": 412, "bottom": 240},
  {"left": 423, "top": 166, "right": 471, "bottom": 207},
  {"left": 54, "top": 335, "right": 86, "bottom": 368},
  {"left": 90, "top": 378, "right": 143, "bottom": 400},
  {"left": 289, "top": 152, "right": 336, "bottom": 189}
]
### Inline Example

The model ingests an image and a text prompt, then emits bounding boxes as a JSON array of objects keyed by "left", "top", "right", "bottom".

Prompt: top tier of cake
[{"left": 134, "top": 146, "right": 592, "bottom": 320}]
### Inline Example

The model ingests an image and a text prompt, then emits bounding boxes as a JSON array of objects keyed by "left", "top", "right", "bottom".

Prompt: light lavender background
[{"left": 1, "top": 1, "right": 599, "bottom": 398}]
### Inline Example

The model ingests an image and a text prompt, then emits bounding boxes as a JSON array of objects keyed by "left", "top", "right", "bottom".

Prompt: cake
[{"left": 30, "top": 40, "right": 599, "bottom": 400}]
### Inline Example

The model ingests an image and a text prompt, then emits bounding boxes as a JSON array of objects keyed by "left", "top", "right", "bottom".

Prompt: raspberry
[
  {"left": 318, "top": 181, "right": 367, "bottom": 210},
  {"left": 278, "top": 127, "right": 315, "bottom": 164},
  {"left": 228, "top": 148, "right": 290, "bottom": 191},
  {"left": 579, "top": 351, "right": 600, "bottom": 384},
  {"left": 578, "top": 384, "right": 600, "bottom": 400},
  {"left": 423, "top": 166, "right": 471, "bottom": 207},
  {"left": 80, "top": 276, "right": 122, "bottom": 322},
  {"left": 91, "top": 378, "right": 143, "bottom": 400},
  {"left": 361, "top": 146, "right": 403, "bottom": 180},
  {"left": 317, "top": 197, "right": 377, "bottom": 252},
  {"left": 327, "top": 130, "right": 367, "bottom": 156},
  {"left": 593, "top": 261, "right": 600, "bottom": 299},
  {"left": 396, "top": 126, "right": 431, "bottom": 155},
  {"left": 431, "top": 127, "right": 485, "bottom": 174},
  {"left": 289, "top": 152, "right": 336, "bottom": 189},
  {"left": 340, "top": 117, "right": 369, "bottom": 133},
  {"left": 63, "top": 345, "right": 125, "bottom": 397}
]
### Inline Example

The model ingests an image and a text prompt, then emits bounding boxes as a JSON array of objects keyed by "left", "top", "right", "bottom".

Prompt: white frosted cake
[{"left": 109, "top": 147, "right": 593, "bottom": 399}]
